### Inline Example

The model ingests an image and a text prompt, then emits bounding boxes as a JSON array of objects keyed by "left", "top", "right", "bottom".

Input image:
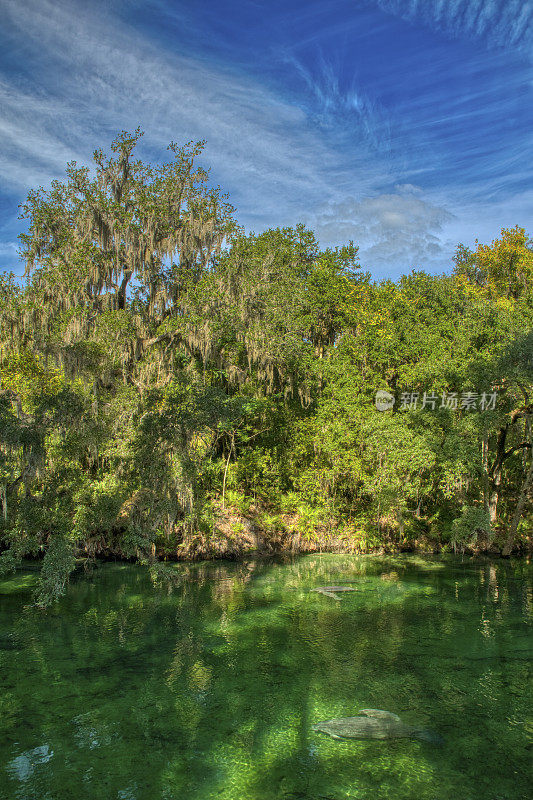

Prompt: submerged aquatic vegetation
[{"left": 0, "top": 554, "right": 530, "bottom": 799}]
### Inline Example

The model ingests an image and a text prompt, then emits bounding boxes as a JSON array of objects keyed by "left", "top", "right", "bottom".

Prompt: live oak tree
[
  {"left": 16, "top": 128, "right": 235, "bottom": 377},
  {"left": 1, "top": 129, "right": 236, "bottom": 601}
]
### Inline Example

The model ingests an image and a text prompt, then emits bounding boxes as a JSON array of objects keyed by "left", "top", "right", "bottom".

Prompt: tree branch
[{"left": 503, "top": 442, "right": 532, "bottom": 459}]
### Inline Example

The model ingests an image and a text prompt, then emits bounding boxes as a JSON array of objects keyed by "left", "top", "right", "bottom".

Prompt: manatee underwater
[
  {"left": 311, "top": 709, "right": 443, "bottom": 744},
  {"left": 310, "top": 586, "right": 357, "bottom": 599}
]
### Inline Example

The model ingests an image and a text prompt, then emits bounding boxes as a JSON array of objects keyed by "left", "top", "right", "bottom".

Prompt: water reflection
[
  {"left": 0, "top": 555, "right": 530, "bottom": 800},
  {"left": 7, "top": 745, "right": 53, "bottom": 782}
]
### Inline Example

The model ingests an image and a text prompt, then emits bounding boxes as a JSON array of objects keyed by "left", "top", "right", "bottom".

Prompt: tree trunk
[
  {"left": 117, "top": 268, "right": 133, "bottom": 310},
  {"left": 488, "top": 425, "right": 508, "bottom": 526},
  {"left": 488, "top": 484, "right": 500, "bottom": 527},
  {"left": 0, "top": 484, "right": 6, "bottom": 521},
  {"left": 482, "top": 434, "right": 490, "bottom": 517},
  {"left": 221, "top": 435, "right": 234, "bottom": 512},
  {"left": 502, "top": 453, "right": 533, "bottom": 556}
]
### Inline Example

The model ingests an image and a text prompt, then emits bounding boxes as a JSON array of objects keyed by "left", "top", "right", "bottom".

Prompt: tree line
[{"left": 0, "top": 130, "right": 531, "bottom": 604}]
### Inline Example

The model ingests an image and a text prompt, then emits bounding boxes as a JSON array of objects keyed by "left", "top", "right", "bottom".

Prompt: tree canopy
[{"left": 1, "top": 130, "right": 531, "bottom": 604}]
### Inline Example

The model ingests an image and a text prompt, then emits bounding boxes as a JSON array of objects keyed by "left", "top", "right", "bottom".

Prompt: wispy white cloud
[
  {"left": 273, "top": 3, "right": 533, "bottom": 202},
  {"left": 281, "top": 51, "right": 393, "bottom": 155},
  {"left": 0, "top": 242, "right": 18, "bottom": 260},
  {"left": 374, "top": 0, "right": 533, "bottom": 50},
  {"left": 0, "top": 0, "right": 531, "bottom": 283},
  {"left": 0, "top": 81, "right": 80, "bottom": 188},
  {"left": 0, "top": 0, "right": 352, "bottom": 217}
]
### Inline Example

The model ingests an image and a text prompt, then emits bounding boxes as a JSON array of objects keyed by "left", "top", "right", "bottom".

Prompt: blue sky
[{"left": 1, "top": 0, "right": 532, "bottom": 280}]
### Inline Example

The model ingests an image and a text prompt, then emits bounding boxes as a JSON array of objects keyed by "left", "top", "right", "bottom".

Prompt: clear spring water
[{"left": 0, "top": 554, "right": 531, "bottom": 800}]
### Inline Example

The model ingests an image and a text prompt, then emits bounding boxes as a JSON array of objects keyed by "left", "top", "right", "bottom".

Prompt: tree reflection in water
[{"left": 0, "top": 555, "right": 531, "bottom": 800}]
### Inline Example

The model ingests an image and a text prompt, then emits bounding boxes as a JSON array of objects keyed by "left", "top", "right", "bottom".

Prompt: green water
[{"left": 0, "top": 555, "right": 531, "bottom": 800}]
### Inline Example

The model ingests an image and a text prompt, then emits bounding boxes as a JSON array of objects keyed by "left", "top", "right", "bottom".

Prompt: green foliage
[
  {"left": 0, "top": 129, "right": 532, "bottom": 604},
  {"left": 255, "top": 511, "right": 282, "bottom": 534},
  {"left": 73, "top": 474, "right": 128, "bottom": 545},
  {"left": 450, "top": 506, "right": 492, "bottom": 553},
  {"left": 293, "top": 504, "right": 328, "bottom": 539},
  {"left": 34, "top": 535, "right": 77, "bottom": 607},
  {"left": 223, "top": 491, "right": 254, "bottom": 515}
]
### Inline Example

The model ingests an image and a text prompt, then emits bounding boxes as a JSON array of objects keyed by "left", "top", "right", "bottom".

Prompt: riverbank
[
  {"left": 168, "top": 500, "right": 532, "bottom": 559},
  {"left": 89, "top": 500, "right": 532, "bottom": 563}
]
